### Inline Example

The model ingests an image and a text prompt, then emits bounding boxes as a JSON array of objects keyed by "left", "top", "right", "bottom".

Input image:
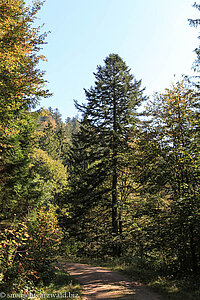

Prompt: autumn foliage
[
  {"left": 0, "top": 208, "right": 62, "bottom": 293},
  {"left": 0, "top": 0, "right": 200, "bottom": 297}
]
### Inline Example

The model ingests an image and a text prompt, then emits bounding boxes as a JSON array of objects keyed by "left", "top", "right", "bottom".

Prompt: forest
[{"left": 0, "top": 0, "right": 200, "bottom": 299}]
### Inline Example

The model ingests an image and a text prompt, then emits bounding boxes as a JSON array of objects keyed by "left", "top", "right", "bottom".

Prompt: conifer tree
[{"left": 69, "top": 54, "right": 146, "bottom": 256}]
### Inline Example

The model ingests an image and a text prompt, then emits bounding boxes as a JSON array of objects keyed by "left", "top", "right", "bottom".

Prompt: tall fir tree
[{"left": 69, "top": 54, "right": 146, "bottom": 256}]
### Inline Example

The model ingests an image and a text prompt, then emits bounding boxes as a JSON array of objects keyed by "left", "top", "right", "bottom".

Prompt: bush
[{"left": 0, "top": 207, "right": 62, "bottom": 293}]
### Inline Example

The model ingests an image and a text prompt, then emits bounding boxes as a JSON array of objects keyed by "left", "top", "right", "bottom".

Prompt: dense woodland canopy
[{"left": 0, "top": 0, "right": 200, "bottom": 296}]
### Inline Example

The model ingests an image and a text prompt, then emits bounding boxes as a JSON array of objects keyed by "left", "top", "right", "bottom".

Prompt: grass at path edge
[
  {"left": 38, "top": 265, "right": 82, "bottom": 299},
  {"left": 58, "top": 256, "right": 200, "bottom": 300}
]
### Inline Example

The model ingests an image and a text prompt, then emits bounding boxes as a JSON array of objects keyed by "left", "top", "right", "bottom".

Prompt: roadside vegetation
[
  {"left": 39, "top": 268, "right": 81, "bottom": 300},
  {"left": 0, "top": 1, "right": 199, "bottom": 298},
  {"left": 67, "top": 256, "right": 200, "bottom": 300}
]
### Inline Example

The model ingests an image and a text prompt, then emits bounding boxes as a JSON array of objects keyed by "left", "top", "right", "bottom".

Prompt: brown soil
[{"left": 58, "top": 262, "right": 162, "bottom": 300}]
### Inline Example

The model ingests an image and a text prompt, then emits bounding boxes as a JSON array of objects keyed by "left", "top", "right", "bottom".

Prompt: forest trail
[{"left": 58, "top": 261, "right": 162, "bottom": 300}]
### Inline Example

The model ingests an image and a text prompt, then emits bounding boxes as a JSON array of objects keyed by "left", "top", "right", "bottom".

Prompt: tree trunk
[
  {"left": 189, "top": 224, "right": 198, "bottom": 274},
  {"left": 112, "top": 86, "right": 121, "bottom": 256}
]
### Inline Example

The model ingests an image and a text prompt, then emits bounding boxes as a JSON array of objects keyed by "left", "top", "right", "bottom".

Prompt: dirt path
[{"left": 58, "top": 262, "right": 161, "bottom": 300}]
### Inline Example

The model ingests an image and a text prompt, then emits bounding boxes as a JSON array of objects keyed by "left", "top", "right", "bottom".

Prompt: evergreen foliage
[
  {"left": 68, "top": 54, "right": 146, "bottom": 256},
  {"left": 1, "top": 0, "right": 200, "bottom": 296}
]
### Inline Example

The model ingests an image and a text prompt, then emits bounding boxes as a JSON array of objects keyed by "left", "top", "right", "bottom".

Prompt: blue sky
[{"left": 29, "top": 0, "right": 200, "bottom": 120}]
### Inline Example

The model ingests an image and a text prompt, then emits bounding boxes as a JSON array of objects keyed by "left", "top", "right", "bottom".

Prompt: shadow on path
[{"left": 58, "top": 262, "right": 161, "bottom": 300}]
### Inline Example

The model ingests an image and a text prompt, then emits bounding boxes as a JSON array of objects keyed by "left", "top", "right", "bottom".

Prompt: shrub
[{"left": 0, "top": 207, "right": 62, "bottom": 293}]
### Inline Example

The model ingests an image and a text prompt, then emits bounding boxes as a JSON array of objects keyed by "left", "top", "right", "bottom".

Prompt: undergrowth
[
  {"left": 38, "top": 267, "right": 81, "bottom": 299},
  {"left": 60, "top": 255, "right": 200, "bottom": 300}
]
